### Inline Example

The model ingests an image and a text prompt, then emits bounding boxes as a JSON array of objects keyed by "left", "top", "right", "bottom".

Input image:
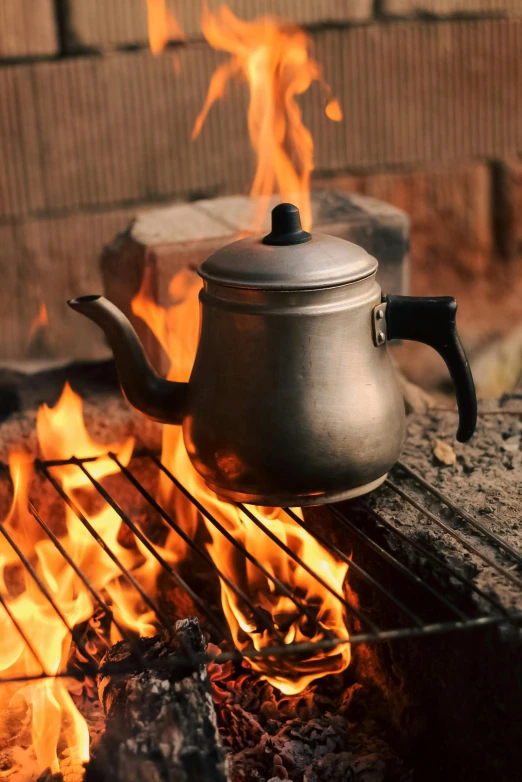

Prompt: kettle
[{"left": 68, "top": 203, "right": 476, "bottom": 507}]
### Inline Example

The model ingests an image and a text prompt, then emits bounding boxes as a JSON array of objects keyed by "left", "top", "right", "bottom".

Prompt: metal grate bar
[
  {"left": 0, "top": 439, "right": 520, "bottom": 687},
  {"left": 238, "top": 502, "right": 381, "bottom": 634},
  {"left": 284, "top": 507, "right": 428, "bottom": 628},
  {"left": 36, "top": 460, "right": 177, "bottom": 640},
  {"left": 111, "top": 452, "right": 289, "bottom": 642},
  {"left": 75, "top": 458, "right": 230, "bottom": 643},
  {"left": 211, "top": 613, "right": 508, "bottom": 661},
  {"left": 397, "top": 460, "right": 522, "bottom": 567},
  {"left": 27, "top": 500, "right": 147, "bottom": 667},
  {"left": 386, "top": 479, "right": 522, "bottom": 591},
  {"left": 357, "top": 501, "right": 511, "bottom": 618},
  {"left": 327, "top": 505, "right": 469, "bottom": 621},
  {"left": 0, "top": 591, "right": 47, "bottom": 675},
  {"left": 0, "top": 514, "right": 96, "bottom": 667},
  {"left": 141, "top": 451, "right": 327, "bottom": 639}
]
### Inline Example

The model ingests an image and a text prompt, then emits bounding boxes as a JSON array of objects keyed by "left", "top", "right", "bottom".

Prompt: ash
[{"left": 210, "top": 650, "right": 411, "bottom": 782}]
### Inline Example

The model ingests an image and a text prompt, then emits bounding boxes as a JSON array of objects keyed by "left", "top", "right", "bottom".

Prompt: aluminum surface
[
  {"left": 199, "top": 231, "right": 378, "bottom": 290},
  {"left": 184, "top": 275, "right": 406, "bottom": 505}
]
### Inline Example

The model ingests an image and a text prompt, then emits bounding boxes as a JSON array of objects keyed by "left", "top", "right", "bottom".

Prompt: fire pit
[
  {"left": 0, "top": 381, "right": 520, "bottom": 781},
  {"left": 0, "top": 2, "right": 521, "bottom": 780}
]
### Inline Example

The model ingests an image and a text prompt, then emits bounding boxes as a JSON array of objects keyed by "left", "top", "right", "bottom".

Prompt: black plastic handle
[{"left": 385, "top": 295, "right": 477, "bottom": 442}]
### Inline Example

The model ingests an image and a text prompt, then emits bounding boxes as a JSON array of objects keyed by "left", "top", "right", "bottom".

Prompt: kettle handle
[{"left": 383, "top": 295, "right": 477, "bottom": 443}]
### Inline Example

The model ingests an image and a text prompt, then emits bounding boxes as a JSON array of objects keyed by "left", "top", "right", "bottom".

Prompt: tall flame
[
  {"left": 0, "top": 6, "right": 349, "bottom": 775},
  {"left": 131, "top": 270, "right": 351, "bottom": 696},
  {"left": 0, "top": 383, "right": 166, "bottom": 775},
  {"left": 192, "top": 3, "right": 342, "bottom": 232},
  {"left": 138, "top": 2, "right": 350, "bottom": 694}
]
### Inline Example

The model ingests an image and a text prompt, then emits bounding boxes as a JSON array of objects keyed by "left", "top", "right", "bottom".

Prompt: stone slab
[{"left": 0, "top": 0, "right": 58, "bottom": 59}]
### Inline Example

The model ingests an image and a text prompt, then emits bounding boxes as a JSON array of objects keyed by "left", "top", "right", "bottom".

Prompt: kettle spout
[{"left": 67, "top": 295, "right": 187, "bottom": 425}]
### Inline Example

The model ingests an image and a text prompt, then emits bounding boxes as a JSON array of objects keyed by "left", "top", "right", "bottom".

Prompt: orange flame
[
  {"left": 325, "top": 98, "right": 343, "bottom": 122},
  {"left": 146, "top": 0, "right": 185, "bottom": 54},
  {"left": 132, "top": 272, "right": 351, "bottom": 695},
  {"left": 192, "top": 4, "right": 342, "bottom": 232},
  {"left": 0, "top": 383, "right": 168, "bottom": 775},
  {"left": 27, "top": 302, "right": 48, "bottom": 347}
]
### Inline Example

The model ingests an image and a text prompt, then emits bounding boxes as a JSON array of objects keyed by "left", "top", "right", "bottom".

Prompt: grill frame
[{"left": 0, "top": 405, "right": 521, "bottom": 686}]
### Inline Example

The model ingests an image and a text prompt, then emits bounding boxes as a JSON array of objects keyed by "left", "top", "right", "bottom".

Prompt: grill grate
[{"left": 0, "top": 409, "right": 521, "bottom": 685}]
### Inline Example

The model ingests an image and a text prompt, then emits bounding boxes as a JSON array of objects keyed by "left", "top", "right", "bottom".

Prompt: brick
[
  {"left": 495, "top": 157, "right": 522, "bottom": 260},
  {"left": 316, "top": 163, "right": 492, "bottom": 295},
  {"left": 0, "top": 206, "right": 143, "bottom": 361},
  {"left": 4, "top": 19, "right": 522, "bottom": 219},
  {"left": 101, "top": 192, "right": 410, "bottom": 375},
  {"left": 383, "top": 0, "right": 522, "bottom": 17},
  {"left": 22, "top": 45, "right": 252, "bottom": 216},
  {"left": 309, "top": 19, "right": 522, "bottom": 172},
  {"left": 63, "top": 0, "right": 371, "bottom": 52},
  {"left": 0, "top": 0, "right": 58, "bottom": 58},
  {"left": 0, "top": 66, "right": 47, "bottom": 217}
]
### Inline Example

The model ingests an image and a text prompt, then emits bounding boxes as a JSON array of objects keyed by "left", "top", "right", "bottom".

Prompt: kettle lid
[{"left": 199, "top": 203, "right": 378, "bottom": 291}]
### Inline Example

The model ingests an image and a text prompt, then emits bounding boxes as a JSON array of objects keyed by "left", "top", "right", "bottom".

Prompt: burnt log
[{"left": 84, "top": 617, "right": 230, "bottom": 782}]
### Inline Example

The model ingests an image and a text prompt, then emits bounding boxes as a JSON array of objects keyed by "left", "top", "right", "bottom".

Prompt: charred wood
[{"left": 84, "top": 617, "right": 230, "bottom": 782}]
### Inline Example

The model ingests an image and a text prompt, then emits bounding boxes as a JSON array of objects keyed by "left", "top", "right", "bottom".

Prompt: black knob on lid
[{"left": 262, "top": 203, "right": 312, "bottom": 246}]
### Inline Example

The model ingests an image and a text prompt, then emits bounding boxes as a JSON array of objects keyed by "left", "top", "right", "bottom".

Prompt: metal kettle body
[
  {"left": 184, "top": 274, "right": 405, "bottom": 505},
  {"left": 68, "top": 203, "right": 477, "bottom": 507}
]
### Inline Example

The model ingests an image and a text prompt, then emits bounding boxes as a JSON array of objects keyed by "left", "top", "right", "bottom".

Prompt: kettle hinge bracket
[{"left": 372, "top": 302, "right": 388, "bottom": 347}]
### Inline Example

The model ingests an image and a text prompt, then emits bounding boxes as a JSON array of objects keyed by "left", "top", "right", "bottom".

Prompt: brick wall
[{"left": 1, "top": 0, "right": 522, "bottom": 360}]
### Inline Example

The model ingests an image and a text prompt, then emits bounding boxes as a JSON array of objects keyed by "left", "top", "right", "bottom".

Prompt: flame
[
  {"left": 0, "top": 9, "right": 350, "bottom": 772},
  {"left": 192, "top": 4, "right": 342, "bottom": 232},
  {"left": 27, "top": 302, "right": 48, "bottom": 348},
  {"left": 132, "top": 273, "right": 351, "bottom": 695},
  {"left": 0, "top": 384, "right": 165, "bottom": 775},
  {"left": 146, "top": 0, "right": 184, "bottom": 54},
  {"left": 325, "top": 98, "right": 343, "bottom": 122}
]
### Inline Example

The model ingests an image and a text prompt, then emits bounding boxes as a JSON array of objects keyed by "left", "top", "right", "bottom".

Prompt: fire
[
  {"left": 27, "top": 302, "right": 48, "bottom": 349},
  {"left": 146, "top": 0, "right": 184, "bottom": 54},
  {"left": 132, "top": 272, "right": 351, "bottom": 695},
  {"left": 325, "top": 98, "right": 343, "bottom": 122},
  {"left": 0, "top": 6, "right": 349, "bottom": 775},
  {"left": 0, "top": 384, "right": 164, "bottom": 775},
  {"left": 137, "top": 2, "right": 350, "bottom": 693},
  {"left": 192, "top": 3, "right": 342, "bottom": 232}
]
